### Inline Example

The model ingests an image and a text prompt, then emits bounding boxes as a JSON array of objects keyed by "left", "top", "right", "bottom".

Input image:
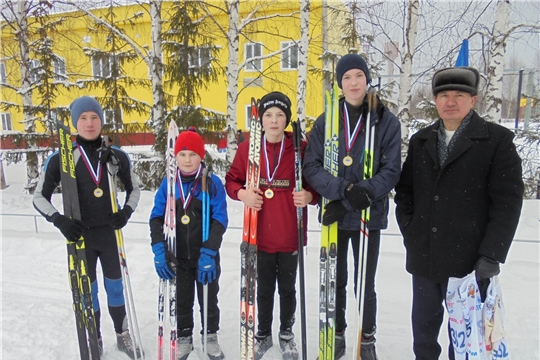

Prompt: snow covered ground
[{"left": 1, "top": 164, "right": 538, "bottom": 360}]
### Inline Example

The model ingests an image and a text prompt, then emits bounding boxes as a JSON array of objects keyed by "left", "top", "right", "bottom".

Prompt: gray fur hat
[{"left": 432, "top": 67, "right": 480, "bottom": 96}]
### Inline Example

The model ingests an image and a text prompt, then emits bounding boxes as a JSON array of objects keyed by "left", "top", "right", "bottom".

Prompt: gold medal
[
  {"left": 181, "top": 214, "right": 190, "bottom": 225},
  {"left": 265, "top": 189, "right": 274, "bottom": 199},
  {"left": 343, "top": 155, "right": 353, "bottom": 166},
  {"left": 94, "top": 187, "right": 103, "bottom": 198}
]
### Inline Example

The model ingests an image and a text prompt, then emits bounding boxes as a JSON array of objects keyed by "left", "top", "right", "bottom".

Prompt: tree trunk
[
  {"left": 17, "top": 0, "right": 39, "bottom": 193},
  {"left": 484, "top": 0, "right": 510, "bottom": 123},
  {"left": 150, "top": 0, "right": 166, "bottom": 154},
  {"left": 225, "top": 0, "right": 241, "bottom": 163},
  {"left": 297, "top": 0, "right": 310, "bottom": 134},
  {"left": 397, "top": 0, "right": 419, "bottom": 163}
]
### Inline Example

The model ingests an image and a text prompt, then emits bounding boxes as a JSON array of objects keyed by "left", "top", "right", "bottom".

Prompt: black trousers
[
  {"left": 256, "top": 250, "right": 298, "bottom": 336},
  {"left": 336, "top": 229, "right": 380, "bottom": 335},
  {"left": 412, "top": 275, "right": 455, "bottom": 360},
  {"left": 85, "top": 226, "right": 126, "bottom": 336},
  {"left": 176, "top": 255, "right": 221, "bottom": 337}
]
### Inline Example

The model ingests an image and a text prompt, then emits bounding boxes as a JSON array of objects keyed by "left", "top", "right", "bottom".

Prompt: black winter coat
[{"left": 394, "top": 111, "right": 524, "bottom": 282}]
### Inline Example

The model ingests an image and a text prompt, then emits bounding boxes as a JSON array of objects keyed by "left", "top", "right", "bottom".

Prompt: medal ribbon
[
  {"left": 343, "top": 103, "right": 363, "bottom": 154},
  {"left": 176, "top": 165, "right": 202, "bottom": 212},
  {"left": 76, "top": 143, "right": 102, "bottom": 187},
  {"left": 263, "top": 135, "right": 285, "bottom": 187}
]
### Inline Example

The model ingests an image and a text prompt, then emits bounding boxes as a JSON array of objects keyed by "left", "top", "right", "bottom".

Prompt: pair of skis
[
  {"left": 58, "top": 122, "right": 101, "bottom": 360},
  {"left": 317, "top": 84, "right": 377, "bottom": 360},
  {"left": 58, "top": 122, "right": 144, "bottom": 360},
  {"left": 240, "top": 98, "right": 262, "bottom": 360},
  {"left": 318, "top": 83, "right": 340, "bottom": 360},
  {"left": 157, "top": 120, "right": 180, "bottom": 360}
]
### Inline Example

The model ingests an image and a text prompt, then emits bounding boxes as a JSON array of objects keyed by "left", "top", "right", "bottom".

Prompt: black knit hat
[
  {"left": 432, "top": 67, "right": 480, "bottom": 96},
  {"left": 335, "top": 54, "right": 371, "bottom": 89},
  {"left": 258, "top": 92, "right": 292, "bottom": 127}
]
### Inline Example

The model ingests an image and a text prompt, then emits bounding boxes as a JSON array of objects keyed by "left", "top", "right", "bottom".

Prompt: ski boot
[
  {"left": 334, "top": 331, "right": 346, "bottom": 360},
  {"left": 202, "top": 333, "right": 225, "bottom": 360},
  {"left": 254, "top": 333, "right": 273, "bottom": 360},
  {"left": 279, "top": 330, "right": 299, "bottom": 360},
  {"left": 361, "top": 335, "right": 379, "bottom": 360},
  {"left": 177, "top": 336, "right": 194, "bottom": 360},
  {"left": 116, "top": 330, "right": 142, "bottom": 359}
]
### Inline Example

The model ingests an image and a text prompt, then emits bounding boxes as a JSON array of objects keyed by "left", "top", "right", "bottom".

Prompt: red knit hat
[{"left": 174, "top": 127, "right": 205, "bottom": 159}]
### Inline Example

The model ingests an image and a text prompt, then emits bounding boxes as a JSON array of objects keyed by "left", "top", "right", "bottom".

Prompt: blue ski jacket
[
  {"left": 303, "top": 96, "right": 401, "bottom": 230},
  {"left": 149, "top": 167, "right": 228, "bottom": 266}
]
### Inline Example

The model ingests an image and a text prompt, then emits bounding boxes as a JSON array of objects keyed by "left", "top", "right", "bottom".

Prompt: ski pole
[
  {"left": 292, "top": 121, "right": 308, "bottom": 360},
  {"left": 352, "top": 88, "right": 377, "bottom": 359}
]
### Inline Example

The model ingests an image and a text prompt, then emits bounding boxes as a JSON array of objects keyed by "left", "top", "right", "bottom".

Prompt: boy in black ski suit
[{"left": 33, "top": 96, "right": 141, "bottom": 358}]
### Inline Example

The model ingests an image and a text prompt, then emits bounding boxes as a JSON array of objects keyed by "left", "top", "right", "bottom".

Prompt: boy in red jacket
[{"left": 225, "top": 92, "right": 318, "bottom": 360}]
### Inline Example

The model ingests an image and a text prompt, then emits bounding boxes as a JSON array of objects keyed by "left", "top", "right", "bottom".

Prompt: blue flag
[{"left": 455, "top": 39, "right": 469, "bottom": 67}]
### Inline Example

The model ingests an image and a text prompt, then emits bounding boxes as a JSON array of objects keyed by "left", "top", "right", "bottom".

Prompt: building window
[
  {"left": 92, "top": 55, "right": 118, "bottom": 79},
  {"left": 188, "top": 47, "right": 212, "bottom": 72},
  {"left": 29, "top": 59, "right": 41, "bottom": 83},
  {"left": 53, "top": 57, "right": 67, "bottom": 81},
  {"left": 246, "top": 104, "right": 258, "bottom": 129},
  {"left": 103, "top": 108, "right": 122, "bottom": 128},
  {"left": 245, "top": 43, "right": 262, "bottom": 72},
  {"left": 0, "top": 62, "right": 6, "bottom": 83},
  {"left": 281, "top": 42, "right": 299, "bottom": 70},
  {"left": 1, "top": 113, "right": 12, "bottom": 131}
]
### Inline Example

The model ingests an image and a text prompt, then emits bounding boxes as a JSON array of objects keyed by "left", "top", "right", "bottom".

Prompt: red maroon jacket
[{"left": 225, "top": 131, "right": 318, "bottom": 253}]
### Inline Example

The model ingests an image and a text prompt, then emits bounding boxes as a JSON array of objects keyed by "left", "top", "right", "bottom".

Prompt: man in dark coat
[{"left": 394, "top": 67, "right": 524, "bottom": 360}]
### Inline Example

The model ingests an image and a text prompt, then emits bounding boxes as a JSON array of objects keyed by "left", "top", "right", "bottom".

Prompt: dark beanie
[
  {"left": 69, "top": 96, "right": 104, "bottom": 128},
  {"left": 335, "top": 54, "right": 371, "bottom": 89},
  {"left": 258, "top": 91, "right": 292, "bottom": 127},
  {"left": 174, "top": 126, "right": 205, "bottom": 159},
  {"left": 432, "top": 67, "right": 480, "bottom": 96}
]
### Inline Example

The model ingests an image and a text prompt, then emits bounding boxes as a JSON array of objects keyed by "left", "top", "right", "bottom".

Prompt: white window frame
[
  {"left": 53, "top": 56, "right": 67, "bottom": 81},
  {"left": 281, "top": 41, "right": 299, "bottom": 70},
  {"left": 103, "top": 108, "right": 123, "bottom": 127},
  {"left": 188, "top": 47, "right": 212, "bottom": 71},
  {"left": 29, "top": 59, "right": 41, "bottom": 83},
  {"left": 92, "top": 55, "right": 118, "bottom": 79},
  {"left": 245, "top": 43, "right": 262, "bottom": 72},
  {"left": 0, "top": 62, "right": 6, "bottom": 83},
  {"left": 1, "top": 112, "right": 12, "bottom": 131}
]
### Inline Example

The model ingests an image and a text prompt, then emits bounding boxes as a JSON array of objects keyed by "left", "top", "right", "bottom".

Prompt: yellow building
[{"left": 0, "top": 1, "right": 351, "bottom": 137}]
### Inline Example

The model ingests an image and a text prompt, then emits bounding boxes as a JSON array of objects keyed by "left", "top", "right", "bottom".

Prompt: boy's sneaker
[
  {"left": 361, "top": 336, "right": 379, "bottom": 360},
  {"left": 177, "top": 336, "right": 194, "bottom": 360},
  {"left": 202, "top": 333, "right": 225, "bottom": 360},
  {"left": 116, "top": 330, "right": 142, "bottom": 359},
  {"left": 254, "top": 333, "right": 273, "bottom": 360},
  {"left": 335, "top": 332, "right": 346, "bottom": 360},
  {"left": 279, "top": 331, "right": 299, "bottom": 360}
]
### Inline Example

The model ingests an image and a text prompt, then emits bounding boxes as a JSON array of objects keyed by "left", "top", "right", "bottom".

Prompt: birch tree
[
  {"left": 296, "top": 0, "right": 310, "bottom": 133},
  {"left": 0, "top": 0, "right": 51, "bottom": 193},
  {"left": 199, "top": 1, "right": 299, "bottom": 162},
  {"left": 396, "top": 0, "right": 419, "bottom": 160}
]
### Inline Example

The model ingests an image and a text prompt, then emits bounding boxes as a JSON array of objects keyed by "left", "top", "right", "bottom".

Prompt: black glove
[
  {"left": 53, "top": 215, "right": 85, "bottom": 242},
  {"left": 345, "top": 183, "right": 373, "bottom": 211},
  {"left": 110, "top": 206, "right": 133, "bottom": 229},
  {"left": 322, "top": 200, "right": 348, "bottom": 226},
  {"left": 474, "top": 256, "right": 500, "bottom": 301}
]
